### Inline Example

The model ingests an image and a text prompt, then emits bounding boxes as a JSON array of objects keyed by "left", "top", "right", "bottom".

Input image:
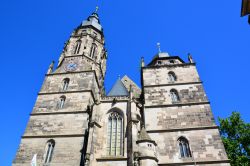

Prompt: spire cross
[{"left": 157, "top": 42, "right": 161, "bottom": 53}]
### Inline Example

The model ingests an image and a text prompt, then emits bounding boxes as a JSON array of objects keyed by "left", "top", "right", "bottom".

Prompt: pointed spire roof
[
  {"left": 136, "top": 127, "right": 157, "bottom": 146},
  {"left": 82, "top": 6, "right": 102, "bottom": 32},
  {"left": 107, "top": 78, "right": 129, "bottom": 97},
  {"left": 138, "top": 127, "right": 152, "bottom": 141}
]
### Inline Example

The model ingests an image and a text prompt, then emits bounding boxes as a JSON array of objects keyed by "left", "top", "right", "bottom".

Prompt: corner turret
[{"left": 136, "top": 127, "right": 158, "bottom": 166}]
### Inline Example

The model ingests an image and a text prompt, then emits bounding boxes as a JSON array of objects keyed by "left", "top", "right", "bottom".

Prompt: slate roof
[
  {"left": 107, "top": 79, "right": 129, "bottom": 97},
  {"left": 82, "top": 12, "right": 102, "bottom": 32},
  {"left": 121, "top": 75, "right": 141, "bottom": 98},
  {"left": 138, "top": 127, "right": 152, "bottom": 141}
]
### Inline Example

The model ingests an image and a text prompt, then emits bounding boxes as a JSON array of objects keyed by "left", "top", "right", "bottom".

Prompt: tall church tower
[{"left": 13, "top": 8, "right": 107, "bottom": 166}]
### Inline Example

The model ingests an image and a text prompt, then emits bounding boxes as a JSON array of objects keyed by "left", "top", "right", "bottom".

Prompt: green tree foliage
[{"left": 219, "top": 112, "right": 250, "bottom": 166}]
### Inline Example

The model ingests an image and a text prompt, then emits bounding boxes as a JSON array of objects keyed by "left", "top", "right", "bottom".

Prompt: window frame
[
  {"left": 62, "top": 78, "right": 70, "bottom": 91},
  {"left": 170, "top": 89, "right": 180, "bottom": 103},
  {"left": 74, "top": 40, "right": 82, "bottom": 55},
  {"left": 44, "top": 139, "right": 55, "bottom": 164},
  {"left": 106, "top": 111, "right": 124, "bottom": 156},
  {"left": 168, "top": 71, "right": 177, "bottom": 82},
  {"left": 90, "top": 43, "right": 97, "bottom": 58},
  {"left": 58, "top": 96, "right": 66, "bottom": 109},
  {"left": 178, "top": 137, "right": 192, "bottom": 158}
]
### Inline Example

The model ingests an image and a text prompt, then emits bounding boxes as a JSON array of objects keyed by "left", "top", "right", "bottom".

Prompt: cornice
[
  {"left": 38, "top": 90, "right": 96, "bottom": 101},
  {"left": 46, "top": 70, "right": 101, "bottom": 88},
  {"left": 22, "top": 134, "right": 85, "bottom": 139},
  {"left": 158, "top": 159, "right": 230, "bottom": 165},
  {"left": 147, "top": 125, "right": 219, "bottom": 133},
  {"left": 144, "top": 102, "right": 210, "bottom": 108},
  {"left": 136, "top": 139, "right": 157, "bottom": 146},
  {"left": 96, "top": 157, "right": 127, "bottom": 162},
  {"left": 71, "top": 33, "right": 104, "bottom": 45},
  {"left": 101, "top": 96, "right": 129, "bottom": 102},
  {"left": 143, "top": 81, "right": 202, "bottom": 88},
  {"left": 142, "top": 63, "right": 196, "bottom": 70},
  {"left": 46, "top": 70, "right": 94, "bottom": 76},
  {"left": 30, "top": 111, "right": 87, "bottom": 116},
  {"left": 137, "top": 156, "right": 159, "bottom": 162}
]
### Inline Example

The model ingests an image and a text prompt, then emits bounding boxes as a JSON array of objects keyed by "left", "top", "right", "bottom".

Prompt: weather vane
[{"left": 157, "top": 42, "right": 161, "bottom": 53}]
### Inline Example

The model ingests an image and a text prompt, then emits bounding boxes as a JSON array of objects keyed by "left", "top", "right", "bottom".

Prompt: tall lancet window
[
  {"left": 178, "top": 137, "right": 192, "bottom": 158},
  {"left": 44, "top": 139, "right": 55, "bottom": 164},
  {"left": 107, "top": 112, "right": 123, "bottom": 156},
  {"left": 59, "top": 96, "right": 66, "bottom": 109},
  {"left": 90, "top": 43, "right": 97, "bottom": 58},
  {"left": 168, "top": 71, "right": 177, "bottom": 82},
  {"left": 62, "top": 78, "right": 70, "bottom": 91},
  {"left": 74, "top": 40, "right": 82, "bottom": 54},
  {"left": 170, "top": 89, "right": 180, "bottom": 102}
]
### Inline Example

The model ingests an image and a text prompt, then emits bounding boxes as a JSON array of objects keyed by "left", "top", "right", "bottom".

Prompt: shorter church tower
[{"left": 141, "top": 48, "right": 230, "bottom": 165}]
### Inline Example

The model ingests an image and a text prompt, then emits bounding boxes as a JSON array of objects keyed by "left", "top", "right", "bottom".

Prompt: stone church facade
[{"left": 13, "top": 9, "right": 230, "bottom": 166}]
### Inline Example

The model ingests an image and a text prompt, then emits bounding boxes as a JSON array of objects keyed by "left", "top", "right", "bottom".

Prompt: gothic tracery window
[
  {"left": 107, "top": 111, "right": 123, "bottom": 156},
  {"left": 168, "top": 72, "right": 177, "bottom": 82},
  {"left": 178, "top": 137, "right": 192, "bottom": 158},
  {"left": 170, "top": 89, "right": 180, "bottom": 102},
  {"left": 59, "top": 96, "right": 66, "bottom": 109},
  {"left": 62, "top": 78, "right": 70, "bottom": 91},
  {"left": 44, "top": 139, "right": 55, "bottom": 164},
  {"left": 74, "top": 40, "right": 82, "bottom": 54},
  {"left": 90, "top": 43, "right": 97, "bottom": 58}
]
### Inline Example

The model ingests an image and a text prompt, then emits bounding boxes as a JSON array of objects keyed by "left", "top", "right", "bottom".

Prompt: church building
[{"left": 13, "top": 7, "right": 230, "bottom": 166}]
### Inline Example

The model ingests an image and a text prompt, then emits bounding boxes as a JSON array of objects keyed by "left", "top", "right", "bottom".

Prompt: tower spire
[{"left": 81, "top": 6, "right": 103, "bottom": 32}]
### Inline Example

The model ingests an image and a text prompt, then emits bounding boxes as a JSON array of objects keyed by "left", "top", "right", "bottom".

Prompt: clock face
[{"left": 65, "top": 62, "right": 78, "bottom": 71}]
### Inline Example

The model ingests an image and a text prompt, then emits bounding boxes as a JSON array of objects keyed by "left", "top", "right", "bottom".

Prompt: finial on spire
[
  {"left": 95, "top": 6, "right": 99, "bottom": 13},
  {"left": 141, "top": 57, "right": 145, "bottom": 67},
  {"left": 157, "top": 42, "right": 161, "bottom": 53},
  {"left": 188, "top": 53, "right": 194, "bottom": 63}
]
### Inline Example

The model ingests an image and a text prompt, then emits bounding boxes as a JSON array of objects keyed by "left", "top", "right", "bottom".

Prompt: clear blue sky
[{"left": 0, "top": 0, "right": 249, "bottom": 165}]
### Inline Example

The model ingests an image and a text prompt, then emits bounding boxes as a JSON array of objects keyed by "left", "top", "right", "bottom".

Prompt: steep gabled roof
[
  {"left": 107, "top": 79, "right": 129, "bottom": 97},
  {"left": 121, "top": 75, "right": 141, "bottom": 98}
]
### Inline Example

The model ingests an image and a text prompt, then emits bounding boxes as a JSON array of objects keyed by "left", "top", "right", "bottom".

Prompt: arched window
[
  {"left": 170, "top": 89, "right": 180, "bottom": 102},
  {"left": 178, "top": 137, "right": 192, "bottom": 158},
  {"left": 44, "top": 139, "right": 55, "bottom": 164},
  {"left": 168, "top": 72, "right": 177, "bottom": 82},
  {"left": 107, "top": 112, "right": 123, "bottom": 156},
  {"left": 90, "top": 43, "right": 97, "bottom": 58},
  {"left": 62, "top": 78, "right": 70, "bottom": 91},
  {"left": 74, "top": 40, "right": 82, "bottom": 54},
  {"left": 59, "top": 96, "right": 66, "bottom": 109}
]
